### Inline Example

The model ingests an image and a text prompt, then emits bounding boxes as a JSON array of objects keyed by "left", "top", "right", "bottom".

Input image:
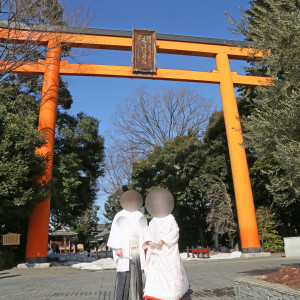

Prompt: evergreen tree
[
  {"left": 0, "top": 74, "right": 104, "bottom": 236},
  {"left": 71, "top": 205, "right": 100, "bottom": 248},
  {"left": 229, "top": 0, "right": 300, "bottom": 208},
  {"left": 51, "top": 111, "right": 104, "bottom": 225},
  {"left": 104, "top": 189, "right": 123, "bottom": 222},
  {"left": 0, "top": 0, "right": 105, "bottom": 237},
  {"left": 0, "top": 77, "right": 48, "bottom": 235},
  {"left": 129, "top": 130, "right": 235, "bottom": 250},
  {"left": 256, "top": 205, "right": 284, "bottom": 252}
]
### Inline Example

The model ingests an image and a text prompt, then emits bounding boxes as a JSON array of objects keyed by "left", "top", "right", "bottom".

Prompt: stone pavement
[{"left": 0, "top": 255, "right": 299, "bottom": 300}]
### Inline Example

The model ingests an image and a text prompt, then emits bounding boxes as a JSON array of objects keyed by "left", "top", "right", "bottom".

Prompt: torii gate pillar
[
  {"left": 216, "top": 52, "right": 261, "bottom": 252},
  {"left": 26, "top": 40, "right": 62, "bottom": 263}
]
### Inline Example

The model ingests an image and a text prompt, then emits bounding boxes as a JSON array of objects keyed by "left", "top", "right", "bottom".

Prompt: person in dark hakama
[{"left": 107, "top": 190, "right": 147, "bottom": 300}]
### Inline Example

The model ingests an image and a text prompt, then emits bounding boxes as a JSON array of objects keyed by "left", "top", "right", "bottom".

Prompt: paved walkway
[{"left": 0, "top": 255, "right": 299, "bottom": 299}]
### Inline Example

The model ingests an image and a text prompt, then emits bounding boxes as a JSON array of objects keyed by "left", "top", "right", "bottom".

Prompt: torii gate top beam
[
  {"left": 0, "top": 21, "right": 267, "bottom": 60},
  {"left": 0, "top": 22, "right": 272, "bottom": 87}
]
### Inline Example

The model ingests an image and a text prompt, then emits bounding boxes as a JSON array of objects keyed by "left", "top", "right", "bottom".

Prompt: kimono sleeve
[
  {"left": 162, "top": 217, "right": 179, "bottom": 248},
  {"left": 142, "top": 226, "right": 153, "bottom": 249},
  {"left": 107, "top": 215, "right": 122, "bottom": 250}
]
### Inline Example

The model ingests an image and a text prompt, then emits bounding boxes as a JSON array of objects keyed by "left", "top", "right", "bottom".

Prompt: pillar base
[
  {"left": 241, "top": 247, "right": 261, "bottom": 253},
  {"left": 240, "top": 252, "right": 271, "bottom": 259},
  {"left": 26, "top": 256, "right": 47, "bottom": 264},
  {"left": 18, "top": 262, "right": 51, "bottom": 269}
]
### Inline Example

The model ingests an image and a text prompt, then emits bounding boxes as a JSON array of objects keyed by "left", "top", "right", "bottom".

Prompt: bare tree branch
[
  {"left": 111, "top": 87, "right": 214, "bottom": 156},
  {"left": 103, "top": 87, "right": 214, "bottom": 194},
  {"left": 0, "top": 0, "right": 92, "bottom": 82}
]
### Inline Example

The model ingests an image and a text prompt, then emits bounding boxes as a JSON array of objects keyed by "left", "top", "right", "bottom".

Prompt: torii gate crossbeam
[{"left": 0, "top": 24, "right": 273, "bottom": 263}]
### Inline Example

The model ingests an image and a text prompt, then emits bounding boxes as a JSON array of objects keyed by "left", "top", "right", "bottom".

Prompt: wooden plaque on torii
[{"left": 132, "top": 29, "right": 156, "bottom": 74}]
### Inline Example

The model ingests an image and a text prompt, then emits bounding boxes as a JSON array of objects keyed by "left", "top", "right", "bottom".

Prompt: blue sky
[{"left": 61, "top": 0, "right": 251, "bottom": 217}]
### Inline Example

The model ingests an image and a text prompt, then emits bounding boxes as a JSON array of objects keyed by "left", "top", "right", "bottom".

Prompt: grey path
[{"left": 0, "top": 255, "right": 299, "bottom": 300}]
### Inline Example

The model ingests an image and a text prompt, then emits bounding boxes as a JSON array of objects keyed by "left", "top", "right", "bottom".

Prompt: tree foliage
[
  {"left": 104, "top": 189, "right": 123, "bottom": 222},
  {"left": 129, "top": 129, "right": 236, "bottom": 250},
  {"left": 0, "top": 77, "right": 48, "bottom": 234},
  {"left": 0, "top": 76, "right": 104, "bottom": 235},
  {"left": 229, "top": 0, "right": 300, "bottom": 206},
  {"left": 0, "top": 0, "right": 104, "bottom": 240},
  {"left": 71, "top": 205, "right": 100, "bottom": 247},
  {"left": 256, "top": 205, "right": 284, "bottom": 253},
  {"left": 51, "top": 111, "right": 104, "bottom": 225}
]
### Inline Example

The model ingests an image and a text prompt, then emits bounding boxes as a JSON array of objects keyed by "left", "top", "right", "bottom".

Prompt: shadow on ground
[
  {"left": 238, "top": 263, "right": 300, "bottom": 276},
  {"left": 0, "top": 274, "right": 21, "bottom": 279}
]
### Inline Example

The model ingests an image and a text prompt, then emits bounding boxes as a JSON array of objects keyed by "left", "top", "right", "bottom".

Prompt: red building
[{"left": 49, "top": 225, "right": 78, "bottom": 253}]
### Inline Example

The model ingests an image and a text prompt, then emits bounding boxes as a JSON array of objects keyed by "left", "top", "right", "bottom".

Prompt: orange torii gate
[{"left": 0, "top": 24, "right": 272, "bottom": 263}]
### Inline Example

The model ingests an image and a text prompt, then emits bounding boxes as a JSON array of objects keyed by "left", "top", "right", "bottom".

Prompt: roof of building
[{"left": 50, "top": 225, "right": 78, "bottom": 237}]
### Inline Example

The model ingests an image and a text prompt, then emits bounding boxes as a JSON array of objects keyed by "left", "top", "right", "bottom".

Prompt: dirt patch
[{"left": 260, "top": 265, "right": 300, "bottom": 290}]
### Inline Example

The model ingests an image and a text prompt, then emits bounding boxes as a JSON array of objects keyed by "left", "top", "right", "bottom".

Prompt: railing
[
  {"left": 186, "top": 246, "right": 210, "bottom": 259},
  {"left": 83, "top": 249, "right": 112, "bottom": 263}
]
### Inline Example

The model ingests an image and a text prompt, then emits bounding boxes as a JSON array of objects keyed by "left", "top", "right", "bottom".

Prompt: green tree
[
  {"left": 0, "top": 2, "right": 103, "bottom": 266},
  {"left": 0, "top": 78, "right": 48, "bottom": 235},
  {"left": 104, "top": 189, "right": 123, "bottom": 222},
  {"left": 256, "top": 205, "right": 284, "bottom": 253},
  {"left": 0, "top": 74, "right": 104, "bottom": 234},
  {"left": 71, "top": 205, "right": 100, "bottom": 248},
  {"left": 229, "top": 0, "right": 300, "bottom": 207},
  {"left": 50, "top": 112, "right": 105, "bottom": 226},
  {"left": 130, "top": 130, "right": 230, "bottom": 250}
]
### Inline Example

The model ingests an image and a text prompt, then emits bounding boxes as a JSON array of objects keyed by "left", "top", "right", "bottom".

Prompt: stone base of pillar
[
  {"left": 26, "top": 256, "right": 47, "bottom": 263},
  {"left": 241, "top": 247, "right": 262, "bottom": 253},
  {"left": 17, "top": 262, "right": 51, "bottom": 268},
  {"left": 240, "top": 252, "right": 271, "bottom": 259}
]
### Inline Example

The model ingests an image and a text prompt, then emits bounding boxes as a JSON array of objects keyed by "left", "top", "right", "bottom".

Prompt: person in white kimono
[
  {"left": 143, "top": 188, "right": 189, "bottom": 300},
  {"left": 107, "top": 190, "right": 148, "bottom": 300}
]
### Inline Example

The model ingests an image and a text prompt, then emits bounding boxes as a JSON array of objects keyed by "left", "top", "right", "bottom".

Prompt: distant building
[
  {"left": 49, "top": 225, "right": 78, "bottom": 253},
  {"left": 88, "top": 224, "right": 110, "bottom": 250},
  {"left": 96, "top": 224, "right": 106, "bottom": 232}
]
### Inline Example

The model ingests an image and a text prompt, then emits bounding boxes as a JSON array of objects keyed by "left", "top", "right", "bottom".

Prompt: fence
[
  {"left": 83, "top": 249, "right": 112, "bottom": 263},
  {"left": 186, "top": 246, "right": 210, "bottom": 259}
]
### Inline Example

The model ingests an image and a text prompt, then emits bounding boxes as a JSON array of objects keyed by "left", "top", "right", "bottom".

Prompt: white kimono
[
  {"left": 143, "top": 214, "right": 189, "bottom": 300},
  {"left": 107, "top": 209, "right": 146, "bottom": 272}
]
